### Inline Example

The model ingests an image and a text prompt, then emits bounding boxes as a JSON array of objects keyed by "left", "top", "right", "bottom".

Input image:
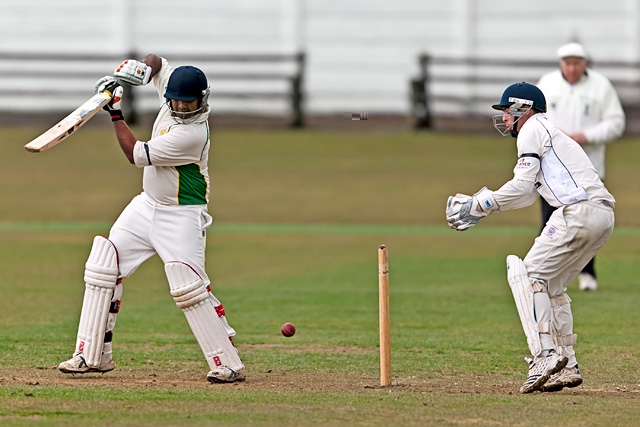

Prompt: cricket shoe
[
  {"left": 519, "top": 352, "right": 568, "bottom": 394},
  {"left": 540, "top": 365, "right": 583, "bottom": 392},
  {"left": 579, "top": 273, "right": 598, "bottom": 291},
  {"left": 58, "top": 351, "right": 115, "bottom": 374},
  {"left": 207, "top": 365, "right": 245, "bottom": 383}
]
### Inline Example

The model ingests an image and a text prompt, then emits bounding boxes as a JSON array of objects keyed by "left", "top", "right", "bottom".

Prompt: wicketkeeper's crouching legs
[
  {"left": 538, "top": 293, "right": 583, "bottom": 392},
  {"left": 59, "top": 236, "right": 122, "bottom": 373},
  {"left": 506, "top": 255, "right": 568, "bottom": 393},
  {"left": 165, "top": 261, "right": 245, "bottom": 383}
]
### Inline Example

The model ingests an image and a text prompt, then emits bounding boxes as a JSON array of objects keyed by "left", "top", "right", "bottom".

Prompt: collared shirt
[
  {"left": 132, "top": 57, "right": 211, "bottom": 205},
  {"left": 492, "top": 113, "right": 615, "bottom": 210}
]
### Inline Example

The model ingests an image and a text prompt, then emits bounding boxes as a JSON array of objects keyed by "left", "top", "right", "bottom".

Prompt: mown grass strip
[{"left": 2, "top": 221, "right": 640, "bottom": 236}]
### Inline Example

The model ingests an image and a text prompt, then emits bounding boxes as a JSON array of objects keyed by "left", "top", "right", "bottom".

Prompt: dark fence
[
  {"left": 0, "top": 51, "right": 306, "bottom": 128},
  {"left": 411, "top": 54, "right": 640, "bottom": 129}
]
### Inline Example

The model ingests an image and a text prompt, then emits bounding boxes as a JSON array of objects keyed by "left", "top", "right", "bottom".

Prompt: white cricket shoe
[
  {"left": 58, "top": 351, "right": 115, "bottom": 374},
  {"left": 207, "top": 365, "right": 245, "bottom": 383},
  {"left": 520, "top": 352, "right": 568, "bottom": 394},
  {"left": 578, "top": 273, "right": 598, "bottom": 291},
  {"left": 541, "top": 365, "right": 583, "bottom": 392}
]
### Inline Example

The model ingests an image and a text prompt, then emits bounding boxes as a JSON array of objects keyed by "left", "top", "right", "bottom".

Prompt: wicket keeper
[{"left": 446, "top": 82, "right": 615, "bottom": 393}]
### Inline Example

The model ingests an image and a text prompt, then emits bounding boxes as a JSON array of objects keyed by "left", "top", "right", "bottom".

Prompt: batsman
[
  {"left": 58, "top": 55, "right": 245, "bottom": 383},
  {"left": 446, "top": 82, "right": 615, "bottom": 393}
]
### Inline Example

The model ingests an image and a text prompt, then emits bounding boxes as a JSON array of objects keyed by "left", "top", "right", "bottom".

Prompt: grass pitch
[{"left": 0, "top": 124, "right": 639, "bottom": 426}]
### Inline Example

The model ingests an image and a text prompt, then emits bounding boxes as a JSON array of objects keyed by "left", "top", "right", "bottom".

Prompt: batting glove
[
  {"left": 113, "top": 59, "right": 152, "bottom": 86},
  {"left": 95, "top": 76, "right": 125, "bottom": 122}
]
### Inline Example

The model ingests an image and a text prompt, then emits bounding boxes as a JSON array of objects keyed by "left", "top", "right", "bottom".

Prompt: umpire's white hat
[{"left": 557, "top": 42, "right": 588, "bottom": 59}]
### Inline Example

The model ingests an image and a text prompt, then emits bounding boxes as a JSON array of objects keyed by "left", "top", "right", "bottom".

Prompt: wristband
[{"left": 110, "top": 110, "right": 124, "bottom": 122}]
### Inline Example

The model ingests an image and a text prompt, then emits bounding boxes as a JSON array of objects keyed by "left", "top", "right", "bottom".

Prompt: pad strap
[
  {"left": 531, "top": 281, "right": 552, "bottom": 335},
  {"left": 550, "top": 293, "right": 572, "bottom": 308},
  {"left": 531, "top": 280, "right": 546, "bottom": 293},
  {"left": 537, "top": 322, "right": 552, "bottom": 334},
  {"left": 554, "top": 334, "right": 577, "bottom": 347}
]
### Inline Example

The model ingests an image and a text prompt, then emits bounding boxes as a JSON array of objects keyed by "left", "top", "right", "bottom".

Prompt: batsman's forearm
[
  {"left": 112, "top": 120, "right": 137, "bottom": 164},
  {"left": 142, "top": 54, "right": 163, "bottom": 79}
]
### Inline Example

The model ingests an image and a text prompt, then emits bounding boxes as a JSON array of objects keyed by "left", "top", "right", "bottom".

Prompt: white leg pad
[
  {"left": 165, "top": 262, "right": 243, "bottom": 372},
  {"left": 507, "top": 255, "right": 553, "bottom": 357},
  {"left": 549, "top": 294, "right": 578, "bottom": 360},
  {"left": 208, "top": 293, "right": 237, "bottom": 338},
  {"left": 77, "top": 236, "right": 119, "bottom": 367}
]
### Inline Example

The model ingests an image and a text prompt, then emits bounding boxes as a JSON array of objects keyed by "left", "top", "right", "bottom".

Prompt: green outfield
[{"left": 1, "top": 125, "right": 639, "bottom": 426}]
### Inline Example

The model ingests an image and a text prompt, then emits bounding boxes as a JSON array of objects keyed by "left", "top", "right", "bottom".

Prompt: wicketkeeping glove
[
  {"left": 446, "top": 193, "right": 475, "bottom": 231},
  {"left": 446, "top": 187, "right": 499, "bottom": 231},
  {"left": 113, "top": 59, "right": 152, "bottom": 86},
  {"left": 95, "top": 76, "right": 124, "bottom": 122}
]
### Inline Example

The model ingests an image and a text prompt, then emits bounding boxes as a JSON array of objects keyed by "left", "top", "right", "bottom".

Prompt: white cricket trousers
[
  {"left": 524, "top": 200, "right": 614, "bottom": 366},
  {"left": 108, "top": 193, "right": 213, "bottom": 285}
]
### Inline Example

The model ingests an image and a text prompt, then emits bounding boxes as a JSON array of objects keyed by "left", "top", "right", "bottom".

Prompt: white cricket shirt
[
  {"left": 132, "top": 57, "right": 210, "bottom": 205},
  {"left": 493, "top": 113, "right": 615, "bottom": 210},
  {"left": 537, "top": 68, "right": 625, "bottom": 179}
]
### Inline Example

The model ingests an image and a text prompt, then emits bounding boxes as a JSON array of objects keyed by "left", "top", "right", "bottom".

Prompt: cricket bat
[{"left": 24, "top": 92, "right": 112, "bottom": 153}]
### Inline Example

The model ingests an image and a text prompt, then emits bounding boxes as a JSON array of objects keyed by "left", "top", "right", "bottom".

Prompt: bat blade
[{"left": 24, "top": 92, "right": 111, "bottom": 153}]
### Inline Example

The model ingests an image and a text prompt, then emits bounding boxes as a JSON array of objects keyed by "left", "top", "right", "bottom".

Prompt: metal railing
[
  {"left": 0, "top": 51, "right": 306, "bottom": 128},
  {"left": 411, "top": 54, "right": 640, "bottom": 129}
]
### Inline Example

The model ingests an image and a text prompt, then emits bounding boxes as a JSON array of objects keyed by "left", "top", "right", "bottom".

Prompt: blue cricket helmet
[
  {"left": 492, "top": 82, "right": 547, "bottom": 113},
  {"left": 164, "top": 66, "right": 208, "bottom": 102}
]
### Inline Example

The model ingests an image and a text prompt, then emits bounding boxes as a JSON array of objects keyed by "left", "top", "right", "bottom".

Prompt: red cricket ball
[{"left": 281, "top": 322, "right": 296, "bottom": 337}]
